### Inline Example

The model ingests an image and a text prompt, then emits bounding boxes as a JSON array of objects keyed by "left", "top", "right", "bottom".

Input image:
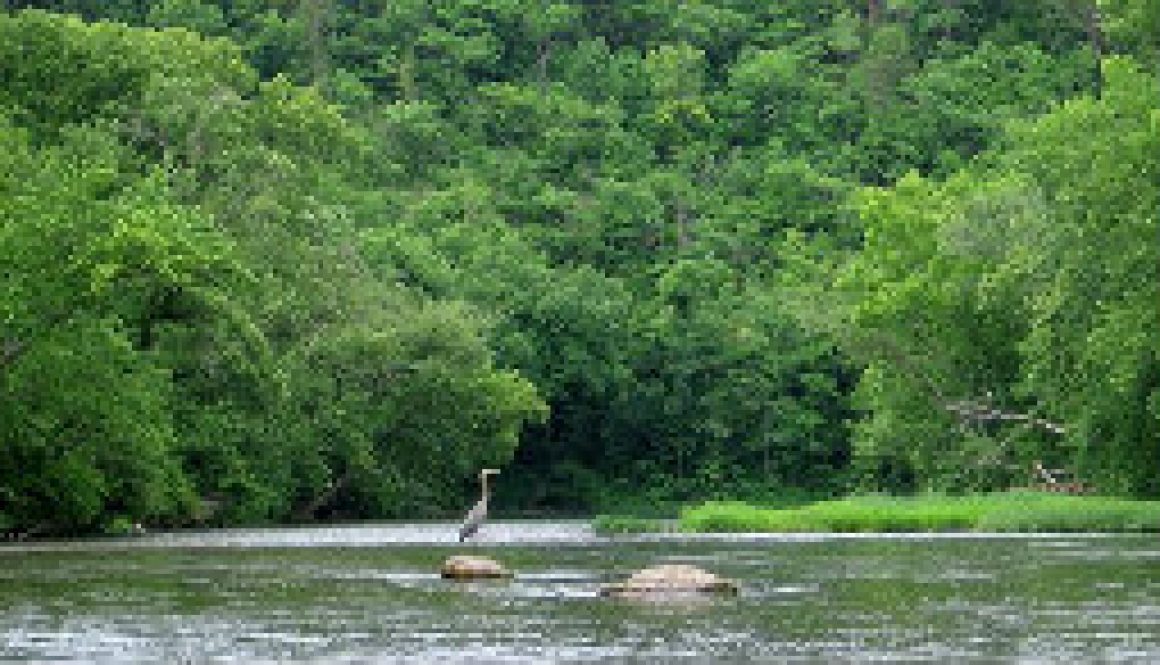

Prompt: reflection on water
[{"left": 1, "top": 523, "right": 1158, "bottom": 662}]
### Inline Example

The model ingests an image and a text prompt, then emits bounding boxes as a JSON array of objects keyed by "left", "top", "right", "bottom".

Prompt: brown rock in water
[
  {"left": 600, "top": 564, "right": 738, "bottom": 597},
  {"left": 440, "top": 555, "right": 512, "bottom": 580}
]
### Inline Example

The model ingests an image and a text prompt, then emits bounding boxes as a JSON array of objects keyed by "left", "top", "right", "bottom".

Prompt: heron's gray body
[
  {"left": 458, "top": 498, "right": 487, "bottom": 541},
  {"left": 458, "top": 469, "right": 498, "bottom": 542}
]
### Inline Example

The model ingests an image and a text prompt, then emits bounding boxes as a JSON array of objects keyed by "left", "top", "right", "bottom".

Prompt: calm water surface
[{"left": 1, "top": 522, "right": 1158, "bottom": 663}]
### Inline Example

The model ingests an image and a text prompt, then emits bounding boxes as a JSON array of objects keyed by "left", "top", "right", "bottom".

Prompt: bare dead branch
[
  {"left": 944, "top": 399, "right": 1067, "bottom": 435},
  {"left": 852, "top": 331, "right": 1067, "bottom": 436}
]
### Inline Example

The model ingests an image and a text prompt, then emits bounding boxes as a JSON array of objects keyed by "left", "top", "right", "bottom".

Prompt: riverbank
[{"left": 673, "top": 493, "right": 1160, "bottom": 533}]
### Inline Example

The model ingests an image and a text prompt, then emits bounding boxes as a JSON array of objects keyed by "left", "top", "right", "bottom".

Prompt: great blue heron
[{"left": 458, "top": 468, "right": 500, "bottom": 542}]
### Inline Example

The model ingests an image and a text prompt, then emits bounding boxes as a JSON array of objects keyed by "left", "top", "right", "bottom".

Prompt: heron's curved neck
[{"left": 481, "top": 474, "right": 491, "bottom": 503}]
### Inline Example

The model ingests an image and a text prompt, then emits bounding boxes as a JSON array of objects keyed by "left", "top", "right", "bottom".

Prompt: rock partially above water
[
  {"left": 600, "top": 564, "right": 738, "bottom": 597},
  {"left": 440, "top": 555, "right": 512, "bottom": 580}
]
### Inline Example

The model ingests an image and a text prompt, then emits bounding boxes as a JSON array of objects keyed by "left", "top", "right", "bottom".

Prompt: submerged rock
[
  {"left": 440, "top": 555, "right": 512, "bottom": 580},
  {"left": 600, "top": 564, "right": 738, "bottom": 597}
]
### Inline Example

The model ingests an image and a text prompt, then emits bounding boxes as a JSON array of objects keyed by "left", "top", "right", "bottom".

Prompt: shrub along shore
[{"left": 669, "top": 493, "right": 1160, "bottom": 533}]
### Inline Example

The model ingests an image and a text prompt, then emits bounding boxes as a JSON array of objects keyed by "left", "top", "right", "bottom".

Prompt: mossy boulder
[
  {"left": 440, "top": 555, "right": 512, "bottom": 580},
  {"left": 600, "top": 564, "right": 738, "bottom": 597}
]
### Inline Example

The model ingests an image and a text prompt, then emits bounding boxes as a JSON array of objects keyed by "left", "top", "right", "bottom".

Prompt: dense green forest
[{"left": 1, "top": 1, "right": 1157, "bottom": 535}]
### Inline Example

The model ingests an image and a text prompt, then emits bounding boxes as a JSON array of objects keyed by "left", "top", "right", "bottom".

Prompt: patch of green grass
[
  {"left": 679, "top": 493, "right": 1160, "bottom": 533},
  {"left": 978, "top": 495, "right": 1160, "bottom": 532}
]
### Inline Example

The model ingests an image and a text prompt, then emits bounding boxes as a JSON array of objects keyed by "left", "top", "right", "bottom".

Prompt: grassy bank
[{"left": 678, "top": 493, "right": 1160, "bottom": 533}]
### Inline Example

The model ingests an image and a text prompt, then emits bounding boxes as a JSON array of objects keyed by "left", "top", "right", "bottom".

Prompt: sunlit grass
[{"left": 679, "top": 492, "right": 1160, "bottom": 533}]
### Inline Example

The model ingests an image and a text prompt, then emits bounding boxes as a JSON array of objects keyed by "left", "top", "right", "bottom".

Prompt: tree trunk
[
  {"left": 939, "top": 0, "right": 961, "bottom": 42},
  {"left": 675, "top": 200, "right": 690, "bottom": 249},
  {"left": 1082, "top": 2, "right": 1104, "bottom": 98},
  {"left": 1, "top": 310, "right": 75, "bottom": 375},
  {"left": 399, "top": 42, "right": 418, "bottom": 100},
  {"left": 856, "top": 331, "right": 1066, "bottom": 436},
  {"left": 294, "top": 472, "right": 351, "bottom": 520},
  {"left": 536, "top": 39, "right": 553, "bottom": 93},
  {"left": 301, "top": 0, "right": 332, "bottom": 91},
  {"left": 1, "top": 338, "right": 26, "bottom": 372}
]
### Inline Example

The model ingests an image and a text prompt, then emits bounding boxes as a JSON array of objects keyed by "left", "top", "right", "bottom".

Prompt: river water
[{"left": 2, "top": 521, "right": 1158, "bottom": 663}]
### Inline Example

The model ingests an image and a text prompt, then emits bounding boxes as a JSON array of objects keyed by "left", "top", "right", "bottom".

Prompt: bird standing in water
[{"left": 459, "top": 468, "right": 500, "bottom": 542}]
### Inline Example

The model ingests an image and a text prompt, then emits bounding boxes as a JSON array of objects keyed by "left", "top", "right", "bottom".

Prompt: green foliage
[
  {"left": 0, "top": 9, "right": 253, "bottom": 134},
  {"left": 817, "top": 57, "right": 1159, "bottom": 496},
  {"left": 1000, "top": 59, "right": 1160, "bottom": 495},
  {"left": 0, "top": 118, "right": 214, "bottom": 532},
  {"left": 283, "top": 297, "right": 546, "bottom": 518},
  {"left": 1103, "top": 0, "right": 1160, "bottom": 67},
  {"left": 0, "top": 9, "right": 546, "bottom": 533},
  {"left": 3, "top": 1, "right": 1157, "bottom": 535}
]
